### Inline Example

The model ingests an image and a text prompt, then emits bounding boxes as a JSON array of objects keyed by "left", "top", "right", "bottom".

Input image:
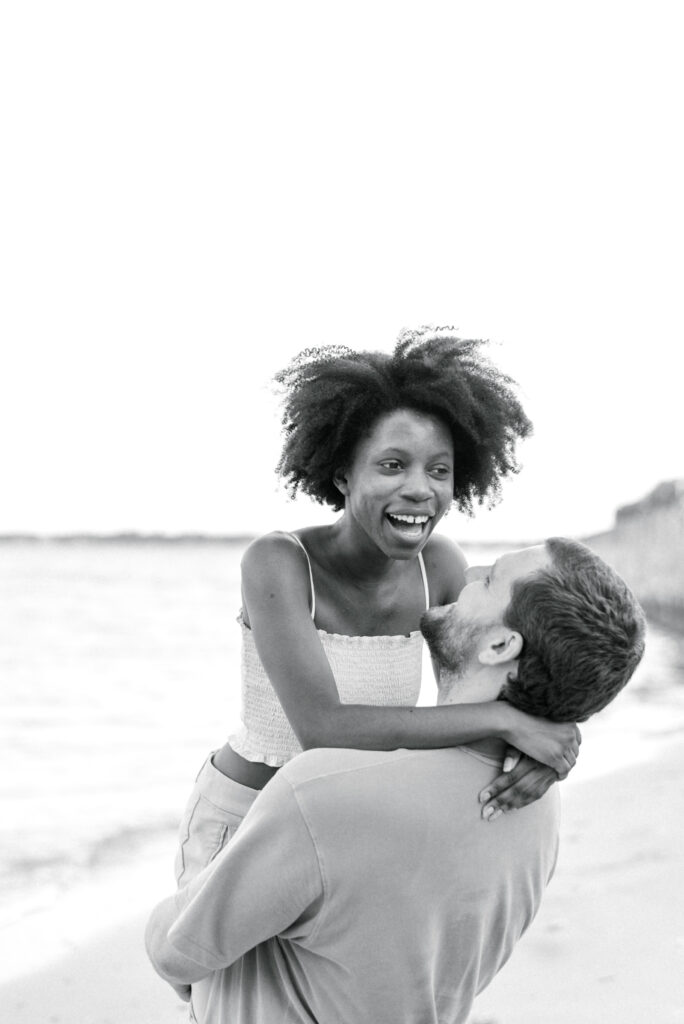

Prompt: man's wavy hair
[
  {"left": 500, "top": 538, "right": 646, "bottom": 722},
  {"left": 274, "top": 327, "right": 532, "bottom": 513}
]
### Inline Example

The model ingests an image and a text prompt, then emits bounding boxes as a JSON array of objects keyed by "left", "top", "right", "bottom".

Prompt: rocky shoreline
[{"left": 584, "top": 479, "right": 684, "bottom": 632}]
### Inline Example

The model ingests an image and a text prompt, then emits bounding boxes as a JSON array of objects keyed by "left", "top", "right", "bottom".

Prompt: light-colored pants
[{"left": 174, "top": 754, "right": 260, "bottom": 1021}]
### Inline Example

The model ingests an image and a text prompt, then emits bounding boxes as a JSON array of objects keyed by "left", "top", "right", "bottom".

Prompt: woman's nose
[{"left": 400, "top": 469, "right": 433, "bottom": 501}]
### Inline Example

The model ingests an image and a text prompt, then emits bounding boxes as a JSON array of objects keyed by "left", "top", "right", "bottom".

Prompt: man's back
[{"left": 161, "top": 746, "right": 560, "bottom": 1023}]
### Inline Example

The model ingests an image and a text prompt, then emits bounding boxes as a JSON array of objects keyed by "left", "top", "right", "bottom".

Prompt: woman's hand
[
  {"left": 503, "top": 707, "right": 581, "bottom": 776},
  {"left": 478, "top": 755, "right": 562, "bottom": 821}
]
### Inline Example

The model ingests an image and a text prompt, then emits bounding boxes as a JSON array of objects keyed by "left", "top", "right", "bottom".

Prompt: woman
[{"left": 176, "top": 328, "right": 579, "bottom": 888}]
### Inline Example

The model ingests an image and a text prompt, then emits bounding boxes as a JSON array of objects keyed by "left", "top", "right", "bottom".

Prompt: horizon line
[{"left": 0, "top": 531, "right": 544, "bottom": 547}]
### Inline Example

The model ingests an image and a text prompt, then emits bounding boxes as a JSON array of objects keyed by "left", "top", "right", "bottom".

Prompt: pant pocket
[{"left": 175, "top": 792, "right": 243, "bottom": 888}]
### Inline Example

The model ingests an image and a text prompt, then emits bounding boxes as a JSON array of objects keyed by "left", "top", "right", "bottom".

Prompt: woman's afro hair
[{"left": 274, "top": 326, "right": 533, "bottom": 513}]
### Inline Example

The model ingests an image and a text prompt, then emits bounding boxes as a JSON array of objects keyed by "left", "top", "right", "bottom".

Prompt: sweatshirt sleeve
[{"left": 145, "top": 772, "right": 323, "bottom": 988}]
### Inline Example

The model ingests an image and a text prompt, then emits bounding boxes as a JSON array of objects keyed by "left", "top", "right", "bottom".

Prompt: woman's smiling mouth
[{"left": 386, "top": 512, "right": 432, "bottom": 539}]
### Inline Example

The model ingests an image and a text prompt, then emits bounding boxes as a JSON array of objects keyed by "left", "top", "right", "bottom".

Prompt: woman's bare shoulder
[
  {"left": 422, "top": 533, "right": 468, "bottom": 604},
  {"left": 239, "top": 532, "right": 316, "bottom": 628},
  {"left": 241, "top": 530, "right": 310, "bottom": 576}
]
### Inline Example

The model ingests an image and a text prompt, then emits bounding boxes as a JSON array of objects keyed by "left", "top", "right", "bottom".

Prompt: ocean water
[
  {"left": 2, "top": 540, "right": 684, "bottom": 981},
  {"left": 0, "top": 542, "right": 246, "bottom": 930}
]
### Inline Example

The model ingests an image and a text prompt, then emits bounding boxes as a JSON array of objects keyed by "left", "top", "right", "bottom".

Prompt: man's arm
[
  {"left": 145, "top": 771, "right": 324, "bottom": 991},
  {"left": 146, "top": 891, "right": 210, "bottom": 992}
]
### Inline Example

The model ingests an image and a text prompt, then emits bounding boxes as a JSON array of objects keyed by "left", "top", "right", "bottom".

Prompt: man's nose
[{"left": 465, "top": 564, "right": 489, "bottom": 584}]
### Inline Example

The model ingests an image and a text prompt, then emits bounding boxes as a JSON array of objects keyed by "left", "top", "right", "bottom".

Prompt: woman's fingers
[
  {"left": 479, "top": 757, "right": 559, "bottom": 819},
  {"left": 560, "top": 738, "right": 581, "bottom": 777},
  {"left": 561, "top": 726, "right": 581, "bottom": 773},
  {"left": 502, "top": 746, "right": 522, "bottom": 773},
  {"left": 478, "top": 756, "right": 535, "bottom": 806}
]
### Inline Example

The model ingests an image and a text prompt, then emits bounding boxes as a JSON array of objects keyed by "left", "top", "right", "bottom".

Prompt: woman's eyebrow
[{"left": 379, "top": 447, "right": 453, "bottom": 457}]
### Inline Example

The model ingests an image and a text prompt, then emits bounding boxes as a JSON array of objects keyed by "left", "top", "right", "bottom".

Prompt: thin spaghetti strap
[
  {"left": 288, "top": 533, "right": 316, "bottom": 620},
  {"left": 417, "top": 552, "right": 430, "bottom": 610}
]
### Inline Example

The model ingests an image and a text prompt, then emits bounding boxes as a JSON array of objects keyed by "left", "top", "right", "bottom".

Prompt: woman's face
[{"left": 335, "top": 408, "right": 454, "bottom": 559}]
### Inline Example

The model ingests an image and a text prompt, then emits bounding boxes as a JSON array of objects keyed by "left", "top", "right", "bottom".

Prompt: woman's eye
[
  {"left": 431, "top": 465, "right": 452, "bottom": 478},
  {"left": 381, "top": 460, "right": 402, "bottom": 471}
]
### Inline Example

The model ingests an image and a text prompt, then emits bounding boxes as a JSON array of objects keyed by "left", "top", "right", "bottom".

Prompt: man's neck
[{"left": 438, "top": 665, "right": 508, "bottom": 763}]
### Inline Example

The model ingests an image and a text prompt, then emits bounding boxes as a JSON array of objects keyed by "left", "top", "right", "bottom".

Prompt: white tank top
[{"left": 228, "top": 536, "right": 430, "bottom": 767}]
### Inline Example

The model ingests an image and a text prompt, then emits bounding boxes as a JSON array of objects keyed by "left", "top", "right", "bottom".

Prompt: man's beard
[{"left": 420, "top": 606, "right": 484, "bottom": 681}]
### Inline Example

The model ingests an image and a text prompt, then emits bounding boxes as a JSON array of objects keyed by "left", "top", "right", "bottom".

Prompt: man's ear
[
  {"left": 333, "top": 469, "right": 349, "bottom": 497},
  {"left": 477, "top": 629, "right": 523, "bottom": 667}
]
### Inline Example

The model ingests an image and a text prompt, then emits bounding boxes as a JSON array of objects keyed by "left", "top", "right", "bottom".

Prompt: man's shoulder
[
  {"left": 279, "top": 746, "right": 561, "bottom": 828},
  {"left": 278, "top": 747, "right": 486, "bottom": 811},
  {"left": 277, "top": 748, "right": 559, "bottom": 877},
  {"left": 280, "top": 747, "right": 416, "bottom": 790}
]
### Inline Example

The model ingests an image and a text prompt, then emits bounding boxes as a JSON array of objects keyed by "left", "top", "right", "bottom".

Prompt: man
[{"left": 146, "top": 538, "right": 645, "bottom": 1024}]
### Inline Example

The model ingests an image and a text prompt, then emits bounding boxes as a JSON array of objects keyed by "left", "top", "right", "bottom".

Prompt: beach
[
  {"left": 2, "top": 734, "right": 682, "bottom": 1023},
  {"left": 471, "top": 733, "right": 684, "bottom": 1024},
  {"left": 3, "top": 540, "right": 684, "bottom": 1023}
]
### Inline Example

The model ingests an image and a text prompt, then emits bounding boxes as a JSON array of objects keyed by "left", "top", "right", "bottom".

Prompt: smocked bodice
[{"left": 228, "top": 615, "right": 424, "bottom": 767}]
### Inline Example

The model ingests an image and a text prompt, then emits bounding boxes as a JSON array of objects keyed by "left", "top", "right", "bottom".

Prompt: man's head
[{"left": 420, "top": 538, "right": 646, "bottom": 721}]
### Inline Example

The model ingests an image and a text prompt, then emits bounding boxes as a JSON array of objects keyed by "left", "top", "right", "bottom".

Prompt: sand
[
  {"left": 470, "top": 735, "right": 684, "bottom": 1024},
  {"left": 4, "top": 738, "right": 684, "bottom": 1024}
]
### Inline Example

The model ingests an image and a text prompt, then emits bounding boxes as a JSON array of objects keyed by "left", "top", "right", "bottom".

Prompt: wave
[{"left": 3, "top": 815, "right": 179, "bottom": 888}]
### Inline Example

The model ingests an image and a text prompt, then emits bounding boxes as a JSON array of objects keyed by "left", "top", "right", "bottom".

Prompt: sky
[{"left": 1, "top": 2, "right": 682, "bottom": 542}]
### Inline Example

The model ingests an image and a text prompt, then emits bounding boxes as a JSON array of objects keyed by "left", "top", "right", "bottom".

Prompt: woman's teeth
[{"left": 387, "top": 513, "right": 430, "bottom": 535}]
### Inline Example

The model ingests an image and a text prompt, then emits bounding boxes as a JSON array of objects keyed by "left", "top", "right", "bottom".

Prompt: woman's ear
[
  {"left": 333, "top": 469, "right": 349, "bottom": 497},
  {"left": 478, "top": 630, "right": 523, "bottom": 667}
]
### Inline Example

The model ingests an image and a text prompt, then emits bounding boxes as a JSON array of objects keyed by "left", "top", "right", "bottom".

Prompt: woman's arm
[{"left": 240, "top": 534, "right": 579, "bottom": 775}]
